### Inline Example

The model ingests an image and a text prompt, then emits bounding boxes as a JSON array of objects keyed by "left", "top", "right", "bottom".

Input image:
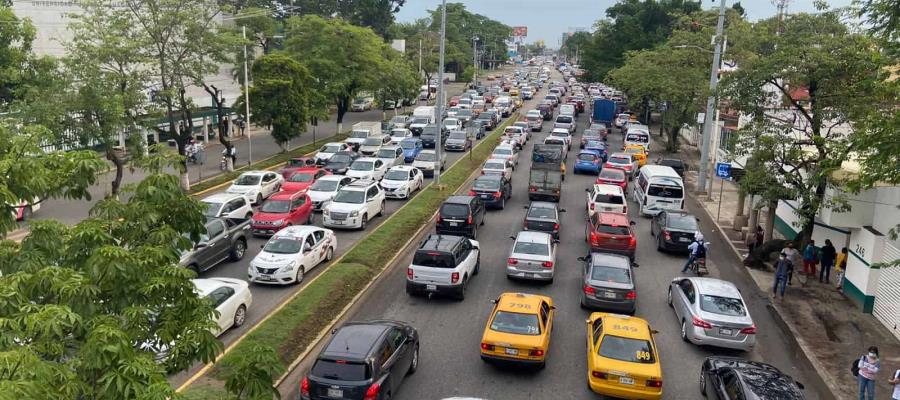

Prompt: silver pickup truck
[{"left": 179, "top": 217, "right": 250, "bottom": 273}]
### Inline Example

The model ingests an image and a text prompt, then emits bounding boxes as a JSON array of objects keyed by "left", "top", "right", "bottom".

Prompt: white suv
[
  {"left": 586, "top": 183, "right": 627, "bottom": 216},
  {"left": 201, "top": 193, "right": 253, "bottom": 219},
  {"left": 322, "top": 180, "right": 386, "bottom": 230},
  {"left": 307, "top": 175, "right": 355, "bottom": 211},
  {"left": 406, "top": 234, "right": 480, "bottom": 300}
]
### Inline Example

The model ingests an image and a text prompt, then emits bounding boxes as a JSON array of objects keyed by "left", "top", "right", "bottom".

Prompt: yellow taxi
[
  {"left": 586, "top": 313, "right": 662, "bottom": 399},
  {"left": 624, "top": 145, "right": 648, "bottom": 167},
  {"left": 480, "top": 292, "right": 554, "bottom": 368},
  {"left": 509, "top": 87, "right": 521, "bottom": 97}
]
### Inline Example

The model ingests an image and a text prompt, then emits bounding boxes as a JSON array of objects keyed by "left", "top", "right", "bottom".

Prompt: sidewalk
[{"left": 649, "top": 126, "right": 900, "bottom": 399}]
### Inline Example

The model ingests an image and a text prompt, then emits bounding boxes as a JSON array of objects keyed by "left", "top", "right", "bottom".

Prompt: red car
[
  {"left": 449, "top": 96, "right": 460, "bottom": 106},
  {"left": 279, "top": 157, "right": 318, "bottom": 179},
  {"left": 585, "top": 212, "right": 637, "bottom": 261},
  {"left": 250, "top": 191, "right": 314, "bottom": 236},
  {"left": 281, "top": 167, "right": 330, "bottom": 193},
  {"left": 484, "top": 94, "right": 494, "bottom": 103},
  {"left": 596, "top": 167, "right": 628, "bottom": 191}
]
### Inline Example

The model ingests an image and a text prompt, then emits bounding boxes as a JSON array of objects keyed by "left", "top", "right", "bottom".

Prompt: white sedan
[
  {"left": 226, "top": 170, "right": 284, "bottom": 205},
  {"left": 192, "top": 278, "right": 252, "bottom": 336},
  {"left": 380, "top": 166, "right": 425, "bottom": 199},
  {"left": 375, "top": 146, "right": 404, "bottom": 169},
  {"left": 314, "top": 142, "right": 350, "bottom": 163},
  {"left": 389, "top": 128, "right": 413, "bottom": 145},
  {"left": 248, "top": 225, "right": 337, "bottom": 285},
  {"left": 491, "top": 145, "right": 520, "bottom": 168},
  {"left": 346, "top": 158, "right": 388, "bottom": 181},
  {"left": 481, "top": 158, "right": 514, "bottom": 181}
]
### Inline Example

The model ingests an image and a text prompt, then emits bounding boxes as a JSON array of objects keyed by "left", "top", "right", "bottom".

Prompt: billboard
[{"left": 511, "top": 26, "right": 528, "bottom": 37}]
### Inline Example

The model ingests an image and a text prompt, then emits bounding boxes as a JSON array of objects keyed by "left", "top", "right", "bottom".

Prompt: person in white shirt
[
  {"left": 889, "top": 367, "right": 900, "bottom": 400},
  {"left": 858, "top": 345, "right": 880, "bottom": 400}
]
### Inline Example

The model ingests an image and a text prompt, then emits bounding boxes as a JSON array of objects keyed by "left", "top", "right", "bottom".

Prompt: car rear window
[
  {"left": 311, "top": 359, "right": 369, "bottom": 381},
  {"left": 490, "top": 311, "right": 540, "bottom": 335},
  {"left": 648, "top": 184, "right": 683, "bottom": 198},
  {"left": 599, "top": 335, "right": 655, "bottom": 364},
  {"left": 597, "top": 225, "right": 630, "bottom": 235},
  {"left": 513, "top": 241, "right": 550, "bottom": 256},
  {"left": 527, "top": 206, "right": 555, "bottom": 219},
  {"left": 578, "top": 153, "right": 598, "bottom": 162},
  {"left": 556, "top": 116, "right": 573, "bottom": 123},
  {"left": 594, "top": 194, "right": 624, "bottom": 205},
  {"left": 668, "top": 214, "right": 698, "bottom": 231},
  {"left": 609, "top": 156, "right": 629, "bottom": 164},
  {"left": 599, "top": 169, "right": 625, "bottom": 180},
  {"left": 440, "top": 203, "right": 470, "bottom": 218},
  {"left": 413, "top": 251, "right": 456, "bottom": 268},
  {"left": 700, "top": 295, "right": 747, "bottom": 317},
  {"left": 590, "top": 265, "right": 631, "bottom": 284}
]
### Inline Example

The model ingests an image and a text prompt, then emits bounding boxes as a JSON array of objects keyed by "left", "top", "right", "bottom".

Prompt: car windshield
[
  {"left": 594, "top": 193, "right": 624, "bottom": 204},
  {"left": 590, "top": 265, "right": 631, "bottom": 284},
  {"left": 329, "top": 154, "right": 352, "bottom": 164},
  {"left": 352, "top": 98, "right": 366, "bottom": 104},
  {"left": 309, "top": 180, "right": 339, "bottom": 192},
  {"left": 350, "top": 130, "right": 369, "bottom": 139},
  {"left": 377, "top": 149, "right": 397, "bottom": 158},
  {"left": 416, "top": 152, "right": 436, "bottom": 162},
  {"left": 473, "top": 179, "right": 500, "bottom": 190},
  {"left": 609, "top": 156, "right": 629, "bottom": 164},
  {"left": 491, "top": 311, "right": 540, "bottom": 336},
  {"left": 384, "top": 170, "right": 408, "bottom": 180},
  {"left": 363, "top": 138, "right": 382, "bottom": 146},
  {"left": 333, "top": 190, "right": 365, "bottom": 204},
  {"left": 597, "top": 225, "right": 630, "bottom": 235},
  {"left": 668, "top": 214, "right": 698, "bottom": 231},
  {"left": 391, "top": 130, "right": 408, "bottom": 137},
  {"left": 557, "top": 116, "right": 573, "bottom": 123},
  {"left": 321, "top": 144, "right": 343, "bottom": 153},
  {"left": 234, "top": 175, "right": 261, "bottom": 186},
  {"left": 449, "top": 132, "right": 467, "bottom": 140},
  {"left": 599, "top": 335, "right": 655, "bottom": 364},
  {"left": 263, "top": 238, "right": 302, "bottom": 254},
  {"left": 350, "top": 161, "right": 374, "bottom": 171},
  {"left": 260, "top": 200, "right": 291, "bottom": 213},
  {"left": 203, "top": 202, "right": 223, "bottom": 217},
  {"left": 585, "top": 141, "right": 605, "bottom": 149},
  {"left": 513, "top": 241, "right": 550, "bottom": 256},
  {"left": 288, "top": 173, "right": 315, "bottom": 183},
  {"left": 484, "top": 162, "right": 505, "bottom": 170},
  {"left": 311, "top": 359, "right": 368, "bottom": 381},
  {"left": 400, "top": 141, "right": 418, "bottom": 149},
  {"left": 700, "top": 295, "right": 747, "bottom": 316},
  {"left": 493, "top": 148, "right": 512, "bottom": 156},
  {"left": 599, "top": 169, "right": 625, "bottom": 180},
  {"left": 528, "top": 206, "right": 555, "bottom": 219},
  {"left": 578, "top": 153, "right": 598, "bottom": 162}
]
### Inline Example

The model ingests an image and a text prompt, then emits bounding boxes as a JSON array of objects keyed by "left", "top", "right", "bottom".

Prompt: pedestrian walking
[
  {"left": 802, "top": 239, "right": 818, "bottom": 276},
  {"left": 857, "top": 346, "right": 880, "bottom": 400},
  {"left": 772, "top": 252, "right": 792, "bottom": 298},
  {"left": 222, "top": 116, "right": 230, "bottom": 138},
  {"left": 820, "top": 239, "right": 837, "bottom": 283},
  {"left": 836, "top": 247, "right": 849, "bottom": 291},
  {"left": 782, "top": 242, "right": 799, "bottom": 285},
  {"left": 889, "top": 366, "right": 900, "bottom": 400}
]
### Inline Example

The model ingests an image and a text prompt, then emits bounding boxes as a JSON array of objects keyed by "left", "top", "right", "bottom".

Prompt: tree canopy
[{"left": 247, "top": 53, "right": 323, "bottom": 148}]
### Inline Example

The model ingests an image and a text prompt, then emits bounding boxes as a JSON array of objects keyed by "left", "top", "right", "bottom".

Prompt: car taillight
[
  {"left": 363, "top": 383, "right": 380, "bottom": 400},
  {"left": 481, "top": 343, "right": 495, "bottom": 351},
  {"left": 663, "top": 230, "right": 671, "bottom": 241},
  {"left": 623, "top": 205, "right": 627, "bottom": 213},
  {"left": 583, "top": 284, "right": 596, "bottom": 295},
  {"left": 740, "top": 325, "right": 757, "bottom": 335},
  {"left": 507, "top": 258, "right": 518, "bottom": 265},
  {"left": 529, "top": 349, "right": 544, "bottom": 357},
  {"left": 553, "top": 223, "right": 560, "bottom": 230},
  {"left": 542, "top": 261, "right": 553, "bottom": 268},
  {"left": 436, "top": 215, "right": 443, "bottom": 223},
  {"left": 300, "top": 377, "right": 309, "bottom": 397},
  {"left": 629, "top": 237, "right": 637, "bottom": 248},
  {"left": 451, "top": 272, "right": 460, "bottom": 284},
  {"left": 646, "top": 378, "right": 663, "bottom": 388},
  {"left": 625, "top": 290, "right": 637, "bottom": 300},
  {"left": 468, "top": 190, "right": 477, "bottom": 196},
  {"left": 493, "top": 191, "right": 502, "bottom": 199},
  {"left": 590, "top": 232, "right": 600, "bottom": 246},
  {"left": 480, "top": 170, "right": 485, "bottom": 175},
  {"left": 692, "top": 315, "right": 712, "bottom": 329},
  {"left": 591, "top": 371, "right": 608, "bottom": 379},
  {"left": 529, "top": 186, "right": 537, "bottom": 192},
  {"left": 407, "top": 268, "right": 414, "bottom": 280}
]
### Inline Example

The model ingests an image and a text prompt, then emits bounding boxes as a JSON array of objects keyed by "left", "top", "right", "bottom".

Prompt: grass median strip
[{"left": 182, "top": 114, "right": 519, "bottom": 397}]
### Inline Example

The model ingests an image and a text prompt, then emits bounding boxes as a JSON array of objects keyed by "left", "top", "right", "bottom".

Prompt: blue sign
[{"left": 716, "top": 162, "right": 731, "bottom": 179}]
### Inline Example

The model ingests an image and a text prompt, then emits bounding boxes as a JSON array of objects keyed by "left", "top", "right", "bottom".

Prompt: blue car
[
  {"left": 584, "top": 140, "right": 608, "bottom": 162},
  {"left": 574, "top": 150, "right": 604, "bottom": 175},
  {"left": 400, "top": 138, "right": 423, "bottom": 163}
]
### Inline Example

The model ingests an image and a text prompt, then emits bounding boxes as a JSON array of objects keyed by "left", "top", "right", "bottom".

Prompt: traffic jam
[{"left": 298, "top": 59, "right": 808, "bottom": 400}]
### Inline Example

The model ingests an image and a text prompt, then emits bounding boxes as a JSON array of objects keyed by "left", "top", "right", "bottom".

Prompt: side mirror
[
  {"left": 795, "top": 381, "right": 805, "bottom": 390},
  {"left": 490, "top": 299, "right": 498, "bottom": 304},
  {"left": 584, "top": 188, "right": 590, "bottom": 192},
  {"left": 632, "top": 262, "right": 640, "bottom": 268},
  {"left": 509, "top": 235, "right": 516, "bottom": 240},
  {"left": 523, "top": 205, "right": 529, "bottom": 209},
  {"left": 195, "top": 242, "right": 209, "bottom": 249},
  {"left": 559, "top": 209, "right": 567, "bottom": 213},
  {"left": 630, "top": 221, "right": 637, "bottom": 226},
  {"left": 260, "top": 244, "right": 265, "bottom": 249},
  {"left": 577, "top": 256, "right": 588, "bottom": 262},
  {"left": 650, "top": 329, "right": 659, "bottom": 334}
]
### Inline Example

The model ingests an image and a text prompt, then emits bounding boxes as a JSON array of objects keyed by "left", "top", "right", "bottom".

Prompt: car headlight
[
  {"left": 350, "top": 210, "right": 360, "bottom": 217},
  {"left": 273, "top": 219, "right": 285, "bottom": 226},
  {"left": 282, "top": 261, "right": 296, "bottom": 272},
  {"left": 323, "top": 209, "right": 330, "bottom": 216}
]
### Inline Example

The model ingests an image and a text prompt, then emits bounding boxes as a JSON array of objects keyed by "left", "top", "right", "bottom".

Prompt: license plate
[
  {"left": 720, "top": 328, "right": 734, "bottom": 336},
  {"left": 426, "top": 284, "right": 437, "bottom": 291},
  {"left": 481, "top": 195, "right": 491, "bottom": 199},
  {"left": 326, "top": 388, "right": 343, "bottom": 398},
  {"left": 332, "top": 220, "right": 344, "bottom": 225},
  {"left": 603, "top": 291, "right": 617, "bottom": 299},
  {"left": 679, "top": 237, "right": 691, "bottom": 242},
  {"left": 259, "top": 274, "right": 273, "bottom": 280},
  {"left": 618, "top": 377, "right": 634, "bottom": 385},
  {"left": 505, "top": 348, "right": 518, "bottom": 355},
  {"left": 449, "top": 222, "right": 459, "bottom": 227}
]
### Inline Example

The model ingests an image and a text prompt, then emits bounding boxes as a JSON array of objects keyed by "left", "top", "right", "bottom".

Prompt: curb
[{"left": 687, "top": 190, "right": 837, "bottom": 400}]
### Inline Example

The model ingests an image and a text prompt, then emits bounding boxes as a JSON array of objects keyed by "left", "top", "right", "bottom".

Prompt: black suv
[
  {"left": 700, "top": 356, "right": 805, "bottom": 399},
  {"left": 301, "top": 320, "right": 419, "bottom": 400},
  {"left": 436, "top": 196, "right": 486, "bottom": 238},
  {"left": 419, "top": 124, "right": 444, "bottom": 148}
]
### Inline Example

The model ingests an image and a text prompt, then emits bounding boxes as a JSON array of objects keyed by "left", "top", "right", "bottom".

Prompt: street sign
[
  {"left": 697, "top": 112, "right": 706, "bottom": 124},
  {"left": 716, "top": 162, "right": 731, "bottom": 179}
]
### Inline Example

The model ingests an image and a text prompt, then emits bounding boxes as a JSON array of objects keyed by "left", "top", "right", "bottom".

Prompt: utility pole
[
  {"left": 434, "top": 0, "right": 447, "bottom": 186},
  {"left": 472, "top": 36, "right": 479, "bottom": 88},
  {"left": 697, "top": 0, "right": 727, "bottom": 194},
  {"left": 418, "top": 37, "right": 423, "bottom": 83},
  {"left": 242, "top": 25, "right": 253, "bottom": 165}
]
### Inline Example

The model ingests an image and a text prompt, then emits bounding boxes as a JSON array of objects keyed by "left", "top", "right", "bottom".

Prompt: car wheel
[
  {"left": 681, "top": 319, "right": 689, "bottom": 342},
  {"left": 295, "top": 266, "right": 305, "bottom": 284},
  {"left": 700, "top": 367, "right": 708, "bottom": 396},
  {"left": 474, "top": 256, "right": 480, "bottom": 275},
  {"left": 326, "top": 247, "right": 334, "bottom": 261},
  {"left": 580, "top": 295, "right": 589, "bottom": 309},
  {"left": 229, "top": 239, "right": 247, "bottom": 261},
  {"left": 471, "top": 227, "right": 477, "bottom": 240},
  {"left": 500, "top": 197, "right": 506, "bottom": 209},
  {"left": 307, "top": 213, "right": 314, "bottom": 225},
  {"left": 456, "top": 278, "right": 467, "bottom": 301},
  {"left": 233, "top": 305, "right": 247, "bottom": 328},
  {"left": 657, "top": 236, "right": 665, "bottom": 252},
  {"left": 256, "top": 194, "right": 263, "bottom": 205},
  {"left": 188, "top": 264, "right": 201, "bottom": 276},
  {"left": 378, "top": 201, "right": 385, "bottom": 216},
  {"left": 407, "top": 344, "right": 419, "bottom": 375},
  {"left": 360, "top": 214, "right": 368, "bottom": 230},
  {"left": 667, "top": 288, "right": 673, "bottom": 307}
]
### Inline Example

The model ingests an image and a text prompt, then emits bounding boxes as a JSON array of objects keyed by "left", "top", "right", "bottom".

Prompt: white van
[
  {"left": 624, "top": 126, "right": 650, "bottom": 150},
  {"left": 413, "top": 106, "right": 436, "bottom": 119},
  {"left": 633, "top": 165, "right": 685, "bottom": 216}
]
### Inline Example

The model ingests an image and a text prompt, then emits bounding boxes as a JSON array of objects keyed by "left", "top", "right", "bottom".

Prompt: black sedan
[
  {"left": 522, "top": 201, "right": 565, "bottom": 239},
  {"left": 650, "top": 210, "right": 699, "bottom": 253},
  {"left": 657, "top": 158, "right": 686, "bottom": 177},
  {"left": 323, "top": 151, "right": 360, "bottom": 175},
  {"left": 301, "top": 320, "right": 419, "bottom": 400},
  {"left": 700, "top": 356, "right": 805, "bottom": 399},
  {"left": 469, "top": 174, "right": 511, "bottom": 209}
]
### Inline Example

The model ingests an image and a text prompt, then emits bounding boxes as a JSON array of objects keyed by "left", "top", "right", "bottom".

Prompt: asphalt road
[
  {"left": 169, "top": 76, "right": 513, "bottom": 387},
  {"left": 303, "top": 85, "right": 829, "bottom": 398}
]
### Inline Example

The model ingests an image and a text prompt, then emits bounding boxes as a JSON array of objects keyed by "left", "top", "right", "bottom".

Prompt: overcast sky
[{"left": 396, "top": 0, "right": 854, "bottom": 46}]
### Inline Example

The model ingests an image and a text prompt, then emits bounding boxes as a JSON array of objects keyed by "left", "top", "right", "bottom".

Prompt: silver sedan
[
  {"left": 505, "top": 231, "right": 557, "bottom": 283},
  {"left": 667, "top": 277, "right": 757, "bottom": 352}
]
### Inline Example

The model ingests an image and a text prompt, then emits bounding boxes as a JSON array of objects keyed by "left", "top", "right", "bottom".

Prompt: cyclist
[{"left": 681, "top": 232, "right": 708, "bottom": 273}]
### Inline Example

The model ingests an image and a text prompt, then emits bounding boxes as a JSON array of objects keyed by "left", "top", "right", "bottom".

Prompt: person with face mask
[
  {"left": 772, "top": 252, "right": 792, "bottom": 298},
  {"left": 858, "top": 345, "right": 880, "bottom": 400},
  {"left": 781, "top": 241, "right": 799, "bottom": 285}
]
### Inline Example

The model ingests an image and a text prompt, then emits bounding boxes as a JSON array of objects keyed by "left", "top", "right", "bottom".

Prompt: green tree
[
  {"left": 720, "top": 11, "right": 893, "bottom": 247},
  {"left": 560, "top": 31, "right": 592, "bottom": 63},
  {"left": 0, "top": 5, "right": 49, "bottom": 108},
  {"left": 222, "top": 343, "right": 284, "bottom": 400},
  {"left": 245, "top": 54, "right": 323, "bottom": 149},
  {"left": 856, "top": 0, "right": 900, "bottom": 48},
  {"left": 374, "top": 49, "right": 419, "bottom": 118}
]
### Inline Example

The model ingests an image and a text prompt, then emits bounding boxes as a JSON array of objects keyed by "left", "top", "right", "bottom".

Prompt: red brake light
[
  {"left": 407, "top": 268, "right": 413, "bottom": 280},
  {"left": 591, "top": 371, "right": 608, "bottom": 379},
  {"left": 300, "top": 377, "right": 309, "bottom": 397},
  {"left": 451, "top": 272, "right": 460, "bottom": 283},
  {"left": 529, "top": 349, "right": 544, "bottom": 357},
  {"left": 625, "top": 290, "right": 637, "bottom": 300},
  {"left": 436, "top": 215, "right": 443, "bottom": 223},
  {"left": 467, "top": 215, "right": 473, "bottom": 224},
  {"left": 529, "top": 186, "right": 537, "bottom": 192},
  {"left": 493, "top": 191, "right": 502, "bottom": 199},
  {"left": 740, "top": 325, "right": 757, "bottom": 335},
  {"left": 629, "top": 237, "right": 637, "bottom": 248},
  {"left": 363, "top": 383, "right": 380, "bottom": 400},
  {"left": 646, "top": 378, "right": 663, "bottom": 388},
  {"left": 590, "top": 232, "right": 600, "bottom": 246},
  {"left": 583, "top": 284, "right": 596, "bottom": 295},
  {"left": 589, "top": 203, "right": 595, "bottom": 210},
  {"left": 507, "top": 258, "right": 519, "bottom": 265},
  {"left": 553, "top": 223, "right": 560, "bottom": 230},
  {"left": 481, "top": 343, "right": 495, "bottom": 351},
  {"left": 468, "top": 190, "right": 477, "bottom": 196},
  {"left": 692, "top": 315, "right": 712, "bottom": 329},
  {"left": 662, "top": 230, "right": 671, "bottom": 241},
  {"left": 542, "top": 261, "right": 554, "bottom": 268}
]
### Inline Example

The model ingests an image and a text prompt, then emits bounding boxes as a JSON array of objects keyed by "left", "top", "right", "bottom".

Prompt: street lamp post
[
  {"left": 472, "top": 36, "right": 479, "bottom": 89},
  {"left": 242, "top": 25, "right": 253, "bottom": 165},
  {"left": 434, "top": 0, "right": 447, "bottom": 187},
  {"left": 696, "top": 0, "right": 728, "bottom": 194}
]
